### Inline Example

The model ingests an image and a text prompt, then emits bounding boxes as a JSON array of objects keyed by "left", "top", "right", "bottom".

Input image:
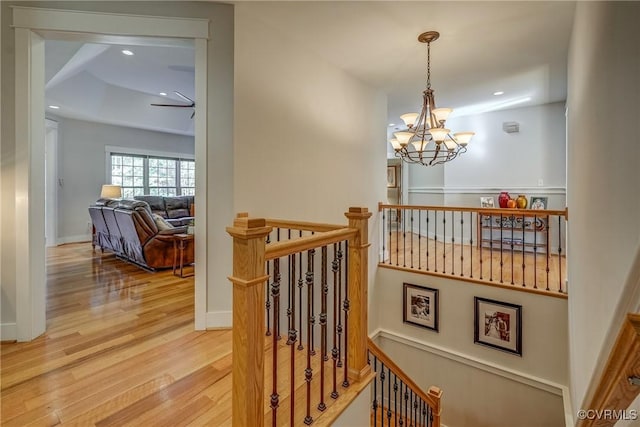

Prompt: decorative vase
[
  {"left": 516, "top": 194, "right": 528, "bottom": 209},
  {"left": 506, "top": 199, "right": 517, "bottom": 209},
  {"left": 498, "top": 192, "right": 511, "bottom": 208}
]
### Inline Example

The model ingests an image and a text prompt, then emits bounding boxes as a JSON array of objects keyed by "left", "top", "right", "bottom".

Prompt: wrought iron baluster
[
  {"left": 310, "top": 247, "right": 316, "bottom": 356},
  {"left": 442, "top": 211, "right": 447, "bottom": 274},
  {"left": 511, "top": 215, "right": 515, "bottom": 285},
  {"left": 426, "top": 210, "right": 430, "bottom": 272},
  {"left": 342, "top": 241, "right": 350, "bottom": 388},
  {"left": 270, "top": 259, "right": 280, "bottom": 427},
  {"left": 394, "top": 374, "right": 399, "bottom": 426},
  {"left": 403, "top": 209, "right": 407, "bottom": 268},
  {"left": 434, "top": 211, "right": 438, "bottom": 273},
  {"left": 318, "top": 246, "right": 328, "bottom": 412},
  {"left": 288, "top": 256, "right": 297, "bottom": 426},
  {"left": 558, "top": 215, "right": 564, "bottom": 293},
  {"left": 297, "top": 247, "right": 304, "bottom": 351},
  {"left": 387, "top": 366, "right": 392, "bottom": 424},
  {"left": 418, "top": 210, "right": 422, "bottom": 271},
  {"left": 545, "top": 215, "right": 550, "bottom": 291},
  {"left": 287, "top": 254, "right": 295, "bottom": 344},
  {"left": 380, "top": 365, "right": 386, "bottom": 427},
  {"left": 479, "top": 213, "right": 484, "bottom": 280},
  {"left": 373, "top": 356, "right": 378, "bottom": 426},
  {"left": 451, "top": 210, "right": 455, "bottom": 275},
  {"left": 410, "top": 209, "right": 415, "bottom": 269},
  {"left": 266, "top": 261, "right": 271, "bottom": 336},
  {"left": 533, "top": 215, "right": 538, "bottom": 289},
  {"left": 331, "top": 244, "right": 339, "bottom": 398},
  {"left": 460, "top": 212, "right": 465, "bottom": 277},
  {"left": 304, "top": 250, "right": 314, "bottom": 425},
  {"left": 521, "top": 214, "right": 526, "bottom": 287},
  {"left": 382, "top": 208, "right": 387, "bottom": 265},
  {"left": 499, "top": 215, "right": 504, "bottom": 283},
  {"left": 336, "top": 243, "right": 344, "bottom": 368}
]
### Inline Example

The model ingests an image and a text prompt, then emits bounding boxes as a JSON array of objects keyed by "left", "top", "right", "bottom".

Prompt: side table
[{"left": 173, "top": 233, "right": 194, "bottom": 278}]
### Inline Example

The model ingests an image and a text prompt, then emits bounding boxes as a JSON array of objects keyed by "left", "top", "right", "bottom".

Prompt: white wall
[
  {"left": 373, "top": 268, "right": 568, "bottom": 426},
  {"left": 52, "top": 117, "right": 194, "bottom": 243},
  {"left": 408, "top": 102, "right": 567, "bottom": 210},
  {"left": 234, "top": 5, "right": 387, "bottom": 224},
  {"left": 1, "top": 1, "right": 234, "bottom": 334},
  {"left": 233, "top": 4, "right": 388, "bottom": 319},
  {"left": 566, "top": 1, "right": 640, "bottom": 412}
]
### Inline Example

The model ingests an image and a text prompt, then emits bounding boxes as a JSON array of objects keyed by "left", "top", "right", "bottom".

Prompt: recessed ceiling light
[
  {"left": 159, "top": 92, "right": 167, "bottom": 96},
  {"left": 493, "top": 91, "right": 504, "bottom": 96},
  {"left": 121, "top": 49, "right": 134, "bottom": 56},
  {"left": 388, "top": 123, "right": 396, "bottom": 127},
  {"left": 48, "top": 105, "right": 60, "bottom": 109}
]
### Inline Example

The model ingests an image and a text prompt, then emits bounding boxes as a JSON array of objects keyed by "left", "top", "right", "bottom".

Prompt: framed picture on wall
[
  {"left": 480, "top": 197, "right": 495, "bottom": 208},
  {"left": 529, "top": 196, "right": 548, "bottom": 210},
  {"left": 387, "top": 165, "right": 398, "bottom": 188},
  {"left": 474, "top": 297, "right": 522, "bottom": 356},
  {"left": 403, "top": 283, "right": 439, "bottom": 332}
]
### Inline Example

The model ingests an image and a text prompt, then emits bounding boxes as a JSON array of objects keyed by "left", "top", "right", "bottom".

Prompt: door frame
[{"left": 12, "top": 6, "right": 210, "bottom": 340}]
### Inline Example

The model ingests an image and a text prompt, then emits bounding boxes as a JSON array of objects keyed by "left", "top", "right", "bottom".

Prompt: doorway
[{"left": 12, "top": 7, "right": 210, "bottom": 341}]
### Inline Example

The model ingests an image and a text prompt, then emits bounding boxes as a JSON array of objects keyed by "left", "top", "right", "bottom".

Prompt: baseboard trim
[
  {"left": 371, "top": 328, "right": 566, "bottom": 397},
  {"left": 206, "top": 310, "right": 232, "bottom": 329},
  {"left": 57, "top": 234, "right": 92, "bottom": 245},
  {"left": 1, "top": 323, "right": 17, "bottom": 341}
]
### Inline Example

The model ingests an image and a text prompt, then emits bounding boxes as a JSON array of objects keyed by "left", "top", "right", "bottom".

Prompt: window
[{"left": 109, "top": 151, "right": 194, "bottom": 198}]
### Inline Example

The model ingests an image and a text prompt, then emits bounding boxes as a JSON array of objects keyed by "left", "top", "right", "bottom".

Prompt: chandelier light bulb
[
  {"left": 432, "top": 108, "right": 453, "bottom": 124},
  {"left": 400, "top": 113, "right": 419, "bottom": 128},
  {"left": 393, "top": 131, "right": 413, "bottom": 146},
  {"left": 454, "top": 132, "right": 475, "bottom": 146},
  {"left": 429, "top": 128, "right": 450, "bottom": 143}
]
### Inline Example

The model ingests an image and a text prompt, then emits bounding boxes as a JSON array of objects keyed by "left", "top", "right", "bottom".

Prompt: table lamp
[{"left": 100, "top": 184, "right": 122, "bottom": 199}]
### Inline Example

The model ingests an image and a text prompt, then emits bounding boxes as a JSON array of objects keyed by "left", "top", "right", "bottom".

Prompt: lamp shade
[
  {"left": 453, "top": 132, "right": 475, "bottom": 146},
  {"left": 100, "top": 184, "right": 122, "bottom": 199}
]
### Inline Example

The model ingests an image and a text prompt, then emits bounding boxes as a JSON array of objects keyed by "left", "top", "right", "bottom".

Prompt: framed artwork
[
  {"left": 480, "top": 197, "right": 495, "bottom": 208},
  {"left": 529, "top": 196, "right": 547, "bottom": 210},
  {"left": 403, "top": 283, "right": 439, "bottom": 332},
  {"left": 387, "top": 166, "right": 398, "bottom": 188},
  {"left": 474, "top": 297, "right": 522, "bottom": 356}
]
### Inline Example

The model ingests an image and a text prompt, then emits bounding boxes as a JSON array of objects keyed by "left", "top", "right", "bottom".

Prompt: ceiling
[{"left": 44, "top": 1, "right": 576, "bottom": 136}]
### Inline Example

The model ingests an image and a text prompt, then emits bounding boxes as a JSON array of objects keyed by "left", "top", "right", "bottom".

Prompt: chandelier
[{"left": 389, "top": 31, "right": 475, "bottom": 166}]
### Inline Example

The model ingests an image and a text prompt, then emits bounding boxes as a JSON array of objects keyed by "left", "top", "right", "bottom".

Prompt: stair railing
[
  {"left": 227, "top": 207, "right": 372, "bottom": 426},
  {"left": 379, "top": 203, "right": 568, "bottom": 297},
  {"left": 368, "top": 338, "right": 442, "bottom": 427}
]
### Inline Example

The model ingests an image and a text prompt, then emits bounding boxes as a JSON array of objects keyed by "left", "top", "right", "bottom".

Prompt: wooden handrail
[
  {"left": 265, "top": 227, "right": 357, "bottom": 260},
  {"left": 265, "top": 218, "right": 345, "bottom": 232},
  {"left": 379, "top": 202, "right": 568, "bottom": 218},
  {"left": 367, "top": 337, "right": 441, "bottom": 411},
  {"left": 578, "top": 313, "right": 640, "bottom": 427}
]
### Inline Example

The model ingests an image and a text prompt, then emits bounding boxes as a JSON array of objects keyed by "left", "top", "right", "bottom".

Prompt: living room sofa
[
  {"left": 133, "top": 195, "right": 194, "bottom": 226},
  {"left": 89, "top": 198, "right": 194, "bottom": 270}
]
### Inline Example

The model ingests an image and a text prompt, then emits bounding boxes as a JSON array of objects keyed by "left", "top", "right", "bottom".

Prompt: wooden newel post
[
  {"left": 428, "top": 386, "right": 443, "bottom": 427},
  {"left": 226, "top": 213, "right": 272, "bottom": 427},
  {"left": 345, "top": 207, "right": 373, "bottom": 382}
]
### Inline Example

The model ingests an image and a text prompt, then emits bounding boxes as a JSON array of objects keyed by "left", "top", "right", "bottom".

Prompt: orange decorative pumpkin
[{"left": 506, "top": 199, "right": 517, "bottom": 209}]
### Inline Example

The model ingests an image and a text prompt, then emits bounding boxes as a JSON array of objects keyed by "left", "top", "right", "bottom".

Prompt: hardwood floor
[
  {"left": 382, "top": 231, "right": 567, "bottom": 296},
  {"left": 1, "top": 243, "right": 369, "bottom": 426},
  {"left": 1, "top": 243, "right": 233, "bottom": 426}
]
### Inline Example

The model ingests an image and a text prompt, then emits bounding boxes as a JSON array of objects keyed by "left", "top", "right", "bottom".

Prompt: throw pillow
[{"left": 153, "top": 213, "right": 174, "bottom": 231}]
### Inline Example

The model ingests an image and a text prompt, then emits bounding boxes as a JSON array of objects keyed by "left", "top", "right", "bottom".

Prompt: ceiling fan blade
[
  {"left": 151, "top": 103, "right": 193, "bottom": 107},
  {"left": 174, "top": 91, "right": 194, "bottom": 104}
]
